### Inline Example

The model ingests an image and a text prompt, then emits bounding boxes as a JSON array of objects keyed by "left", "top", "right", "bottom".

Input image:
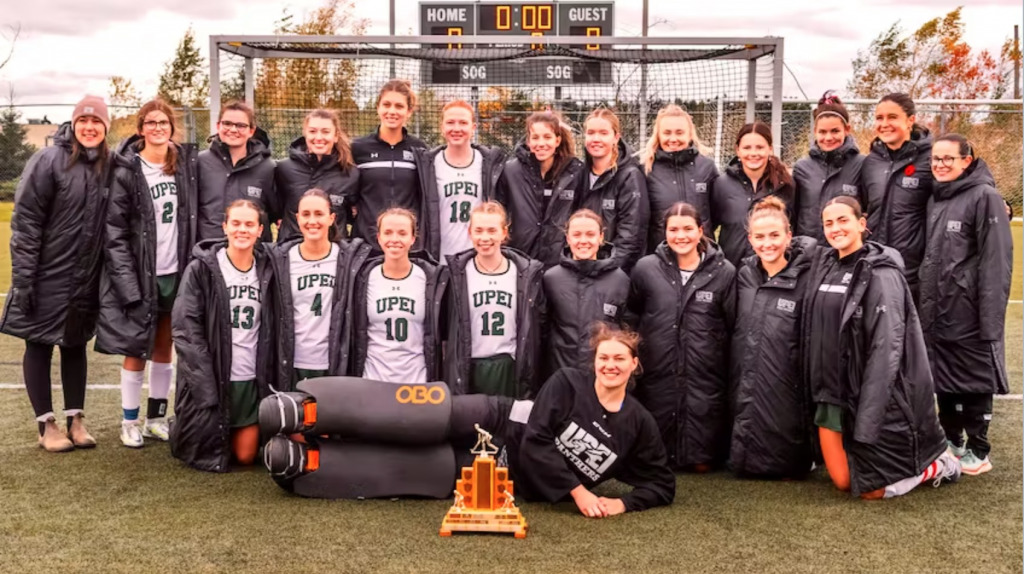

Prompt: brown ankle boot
[
  {"left": 67, "top": 413, "right": 96, "bottom": 449},
  {"left": 38, "top": 418, "right": 74, "bottom": 452}
]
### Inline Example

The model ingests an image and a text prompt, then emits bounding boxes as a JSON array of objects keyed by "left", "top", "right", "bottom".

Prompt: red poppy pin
[{"left": 904, "top": 165, "right": 916, "bottom": 176}]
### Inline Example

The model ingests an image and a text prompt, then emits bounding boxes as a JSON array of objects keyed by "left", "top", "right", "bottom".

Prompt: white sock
[
  {"left": 120, "top": 368, "right": 145, "bottom": 420},
  {"left": 35, "top": 411, "right": 55, "bottom": 423},
  {"left": 883, "top": 474, "right": 923, "bottom": 498},
  {"left": 148, "top": 362, "right": 173, "bottom": 401}
]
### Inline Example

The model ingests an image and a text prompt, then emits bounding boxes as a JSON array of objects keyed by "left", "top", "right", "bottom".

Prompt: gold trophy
[{"left": 439, "top": 424, "right": 528, "bottom": 538}]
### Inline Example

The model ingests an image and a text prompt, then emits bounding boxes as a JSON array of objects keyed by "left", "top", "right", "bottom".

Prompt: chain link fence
[{"left": 1, "top": 99, "right": 1020, "bottom": 207}]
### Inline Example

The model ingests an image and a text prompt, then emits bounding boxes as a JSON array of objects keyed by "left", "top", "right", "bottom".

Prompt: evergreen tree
[
  {"left": 157, "top": 26, "right": 209, "bottom": 107},
  {"left": 0, "top": 106, "right": 35, "bottom": 183}
]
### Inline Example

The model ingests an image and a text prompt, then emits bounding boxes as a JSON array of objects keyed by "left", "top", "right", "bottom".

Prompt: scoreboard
[{"left": 419, "top": 2, "right": 614, "bottom": 85}]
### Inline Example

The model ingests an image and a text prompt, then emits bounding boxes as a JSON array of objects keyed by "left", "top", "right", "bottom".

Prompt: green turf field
[{"left": 0, "top": 213, "right": 1020, "bottom": 573}]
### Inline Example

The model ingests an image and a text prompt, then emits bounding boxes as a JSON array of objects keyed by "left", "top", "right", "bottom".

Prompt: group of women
[{"left": 1, "top": 83, "right": 1012, "bottom": 515}]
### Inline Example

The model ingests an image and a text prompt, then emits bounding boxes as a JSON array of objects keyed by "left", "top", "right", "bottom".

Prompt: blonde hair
[
  {"left": 747, "top": 196, "right": 791, "bottom": 232},
  {"left": 469, "top": 201, "right": 510, "bottom": 236},
  {"left": 584, "top": 108, "right": 621, "bottom": 169},
  {"left": 641, "top": 105, "right": 710, "bottom": 174},
  {"left": 376, "top": 207, "right": 418, "bottom": 237}
]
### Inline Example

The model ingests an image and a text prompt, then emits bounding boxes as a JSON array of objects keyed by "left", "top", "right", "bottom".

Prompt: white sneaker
[
  {"left": 960, "top": 450, "right": 993, "bottom": 476},
  {"left": 932, "top": 450, "right": 962, "bottom": 487},
  {"left": 142, "top": 417, "right": 170, "bottom": 441},
  {"left": 120, "top": 420, "right": 144, "bottom": 448}
]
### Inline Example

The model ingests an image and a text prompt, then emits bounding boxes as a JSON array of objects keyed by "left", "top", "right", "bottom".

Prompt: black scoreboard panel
[{"left": 419, "top": 2, "right": 614, "bottom": 83}]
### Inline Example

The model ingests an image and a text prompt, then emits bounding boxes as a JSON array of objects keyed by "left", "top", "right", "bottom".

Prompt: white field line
[{"left": 0, "top": 384, "right": 1019, "bottom": 401}]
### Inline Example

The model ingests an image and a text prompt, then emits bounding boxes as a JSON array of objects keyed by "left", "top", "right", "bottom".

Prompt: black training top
[{"left": 808, "top": 246, "right": 865, "bottom": 405}]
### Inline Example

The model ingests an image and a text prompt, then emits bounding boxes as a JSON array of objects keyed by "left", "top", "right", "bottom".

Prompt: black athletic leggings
[{"left": 23, "top": 341, "right": 87, "bottom": 418}]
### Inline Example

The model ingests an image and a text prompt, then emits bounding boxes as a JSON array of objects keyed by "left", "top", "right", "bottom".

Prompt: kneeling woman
[
  {"left": 171, "top": 200, "right": 276, "bottom": 471},
  {"left": 807, "top": 196, "right": 959, "bottom": 498},
  {"left": 508, "top": 324, "right": 675, "bottom": 516},
  {"left": 627, "top": 202, "right": 735, "bottom": 471},
  {"left": 339, "top": 208, "right": 448, "bottom": 383},
  {"left": 445, "top": 201, "right": 545, "bottom": 398},
  {"left": 729, "top": 197, "right": 814, "bottom": 479},
  {"left": 272, "top": 189, "right": 345, "bottom": 391}
]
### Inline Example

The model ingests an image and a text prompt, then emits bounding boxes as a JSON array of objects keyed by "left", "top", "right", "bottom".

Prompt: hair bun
[{"left": 819, "top": 90, "right": 842, "bottom": 106}]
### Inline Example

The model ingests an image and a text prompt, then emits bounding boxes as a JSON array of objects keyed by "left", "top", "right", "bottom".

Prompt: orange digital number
[
  {"left": 448, "top": 27, "right": 463, "bottom": 50},
  {"left": 538, "top": 6, "right": 552, "bottom": 30},
  {"left": 586, "top": 27, "right": 601, "bottom": 50},
  {"left": 531, "top": 31, "right": 544, "bottom": 50},
  {"left": 496, "top": 5, "right": 511, "bottom": 30},
  {"left": 522, "top": 5, "right": 536, "bottom": 30}
]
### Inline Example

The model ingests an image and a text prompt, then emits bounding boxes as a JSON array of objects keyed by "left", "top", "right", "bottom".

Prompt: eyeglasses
[
  {"left": 143, "top": 120, "right": 171, "bottom": 130},
  {"left": 219, "top": 120, "right": 251, "bottom": 132},
  {"left": 930, "top": 155, "right": 966, "bottom": 167}
]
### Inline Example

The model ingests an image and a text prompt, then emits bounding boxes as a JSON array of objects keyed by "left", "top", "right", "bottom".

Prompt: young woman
[
  {"left": 791, "top": 92, "right": 864, "bottom": 241},
  {"left": 352, "top": 80, "right": 428, "bottom": 241},
  {"left": 415, "top": 100, "right": 506, "bottom": 263},
  {"left": 711, "top": 121, "right": 795, "bottom": 267},
  {"left": 197, "top": 100, "right": 277, "bottom": 242},
  {"left": 444, "top": 201, "right": 545, "bottom": 398},
  {"left": 626, "top": 202, "right": 736, "bottom": 471},
  {"left": 859, "top": 92, "right": 933, "bottom": 299},
  {"left": 579, "top": 108, "right": 649, "bottom": 271},
  {"left": 508, "top": 324, "right": 675, "bottom": 516},
  {"left": 641, "top": 104, "right": 719, "bottom": 251},
  {"left": 729, "top": 197, "right": 814, "bottom": 479},
  {"left": 170, "top": 200, "right": 275, "bottom": 471},
  {"left": 542, "top": 209, "right": 629, "bottom": 376},
  {"left": 919, "top": 135, "right": 1013, "bottom": 476},
  {"left": 805, "top": 196, "right": 959, "bottom": 498},
  {"left": 272, "top": 189, "right": 345, "bottom": 391},
  {"left": 337, "top": 208, "right": 448, "bottom": 383},
  {"left": 276, "top": 109, "right": 359, "bottom": 243},
  {"left": 0, "top": 95, "right": 110, "bottom": 451},
  {"left": 95, "top": 98, "right": 198, "bottom": 448},
  {"left": 497, "top": 111, "right": 584, "bottom": 269}
]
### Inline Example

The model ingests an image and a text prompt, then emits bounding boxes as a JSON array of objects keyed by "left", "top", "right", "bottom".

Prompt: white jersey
[
  {"left": 141, "top": 158, "right": 179, "bottom": 276},
  {"left": 466, "top": 258, "right": 518, "bottom": 359},
  {"left": 435, "top": 149, "right": 483, "bottom": 262},
  {"left": 363, "top": 264, "right": 428, "bottom": 384},
  {"left": 217, "top": 249, "right": 262, "bottom": 381},
  {"left": 289, "top": 243, "right": 339, "bottom": 370}
]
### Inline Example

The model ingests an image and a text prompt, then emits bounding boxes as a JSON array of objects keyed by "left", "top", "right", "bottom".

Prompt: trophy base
[{"left": 439, "top": 507, "right": 528, "bottom": 538}]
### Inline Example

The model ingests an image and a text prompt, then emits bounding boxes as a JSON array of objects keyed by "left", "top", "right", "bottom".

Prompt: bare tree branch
[{"left": 0, "top": 23, "right": 21, "bottom": 72}]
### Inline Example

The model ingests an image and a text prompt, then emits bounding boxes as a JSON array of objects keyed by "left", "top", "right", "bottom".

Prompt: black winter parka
[
  {"left": 578, "top": 141, "right": 650, "bottom": 271},
  {"left": 496, "top": 143, "right": 584, "bottom": 269},
  {"left": 791, "top": 136, "right": 864, "bottom": 240},
  {"left": 337, "top": 241, "right": 449, "bottom": 381},
  {"left": 711, "top": 158, "right": 796, "bottom": 268},
  {"left": 275, "top": 137, "right": 360, "bottom": 243},
  {"left": 645, "top": 146, "right": 719, "bottom": 249},
  {"left": 197, "top": 130, "right": 277, "bottom": 242},
  {"left": 541, "top": 244, "right": 630, "bottom": 377},
  {"left": 269, "top": 238, "right": 349, "bottom": 392},
  {"left": 729, "top": 236, "right": 816, "bottom": 478},
  {"left": 169, "top": 240, "right": 276, "bottom": 472},
  {"left": 95, "top": 135, "right": 198, "bottom": 358},
  {"left": 0, "top": 123, "right": 109, "bottom": 346},
  {"left": 918, "top": 160, "right": 1013, "bottom": 394},
  {"left": 859, "top": 129, "right": 933, "bottom": 297},
  {"left": 443, "top": 247, "right": 546, "bottom": 398},
  {"left": 626, "top": 240, "right": 736, "bottom": 469},
  {"left": 414, "top": 144, "right": 506, "bottom": 261},
  {"left": 832, "top": 242, "right": 947, "bottom": 495}
]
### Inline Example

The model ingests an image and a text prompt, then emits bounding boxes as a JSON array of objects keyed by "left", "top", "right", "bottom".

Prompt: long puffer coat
[
  {"left": 197, "top": 129, "right": 277, "bottom": 242},
  {"left": 578, "top": 141, "right": 650, "bottom": 271},
  {"left": 791, "top": 136, "right": 864, "bottom": 241},
  {"left": 835, "top": 242, "right": 947, "bottom": 495},
  {"left": 275, "top": 137, "right": 360, "bottom": 243},
  {"left": 0, "top": 122, "right": 109, "bottom": 346},
  {"left": 627, "top": 240, "right": 736, "bottom": 469},
  {"left": 169, "top": 240, "right": 276, "bottom": 472},
  {"left": 918, "top": 159, "right": 1013, "bottom": 395},
  {"left": 729, "top": 236, "right": 816, "bottom": 478},
  {"left": 94, "top": 135, "right": 198, "bottom": 358},
  {"left": 711, "top": 158, "right": 796, "bottom": 268},
  {"left": 644, "top": 146, "right": 719, "bottom": 250}
]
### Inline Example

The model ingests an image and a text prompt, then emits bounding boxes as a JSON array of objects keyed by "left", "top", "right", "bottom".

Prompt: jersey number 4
[
  {"left": 231, "top": 305, "right": 255, "bottom": 330},
  {"left": 449, "top": 201, "right": 472, "bottom": 223},
  {"left": 311, "top": 293, "right": 323, "bottom": 317},
  {"left": 480, "top": 311, "right": 505, "bottom": 336},
  {"left": 385, "top": 317, "right": 408, "bottom": 342}
]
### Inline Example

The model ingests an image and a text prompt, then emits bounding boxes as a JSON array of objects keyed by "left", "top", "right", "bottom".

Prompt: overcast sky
[{"left": 1, "top": 0, "right": 1020, "bottom": 121}]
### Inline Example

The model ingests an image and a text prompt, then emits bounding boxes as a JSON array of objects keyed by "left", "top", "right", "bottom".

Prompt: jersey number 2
[{"left": 162, "top": 201, "right": 174, "bottom": 224}]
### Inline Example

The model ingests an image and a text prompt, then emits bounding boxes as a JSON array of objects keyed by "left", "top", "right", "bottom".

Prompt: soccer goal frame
[{"left": 209, "top": 34, "right": 785, "bottom": 155}]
